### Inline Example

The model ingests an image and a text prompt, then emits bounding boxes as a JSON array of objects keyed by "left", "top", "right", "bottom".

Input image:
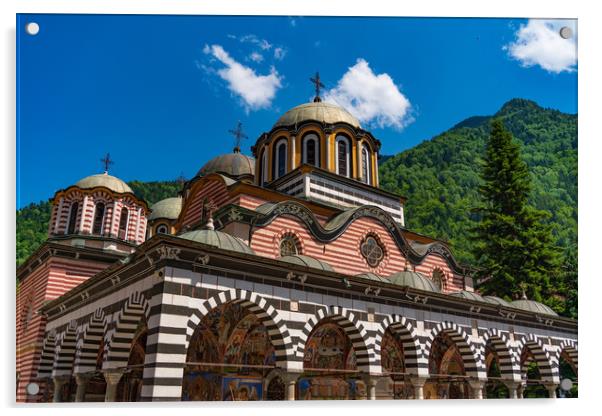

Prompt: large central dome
[{"left": 273, "top": 101, "right": 361, "bottom": 129}]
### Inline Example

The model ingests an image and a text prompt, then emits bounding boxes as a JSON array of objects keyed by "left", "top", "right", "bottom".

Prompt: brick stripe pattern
[
  {"left": 52, "top": 321, "right": 79, "bottom": 377},
  {"left": 373, "top": 315, "right": 426, "bottom": 376},
  {"left": 556, "top": 339, "right": 578, "bottom": 373},
  {"left": 73, "top": 309, "right": 107, "bottom": 374},
  {"left": 516, "top": 334, "right": 560, "bottom": 384},
  {"left": 480, "top": 328, "right": 521, "bottom": 381}
]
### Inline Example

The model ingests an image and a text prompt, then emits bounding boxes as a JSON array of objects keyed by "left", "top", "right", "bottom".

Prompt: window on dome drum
[
  {"left": 258, "top": 150, "right": 266, "bottom": 186},
  {"left": 279, "top": 235, "right": 299, "bottom": 257},
  {"left": 92, "top": 202, "right": 105, "bottom": 235},
  {"left": 360, "top": 235, "right": 385, "bottom": 267},
  {"left": 156, "top": 224, "right": 168, "bottom": 235},
  {"left": 336, "top": 136, "right": 350, "bottom": 177},
  {"left": 361, "top": 146, "right": 371, "bottom": 185},
  {"left": 274, "top": 139, "right": 287, "bottom": 180},
  {"left": 67, "top": 202, "right": 79, "bottom": 234},
  {"left": 303, "top": 133, "right": 320, "bottom": 167},
  {"left": 118, "top": 207, "right": 129, "bottom": 239},
  {"left": 432, "top": 269, "right": 444, "bottom": 290}
]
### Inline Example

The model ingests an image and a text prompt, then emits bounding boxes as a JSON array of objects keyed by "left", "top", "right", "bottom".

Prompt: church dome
[
  {"left": 279, "top": 255, "right": 334, "bottom": 272},
  {"left": 74, "top": 172, "right": 133, "bottom": 194},
  {"left": 149, "top": 197, "right": 182, "bottom": 221},
  {"left": 449, "top": 290, "right": 491, "bottom": 303},
  {"left": 388, "top": 270, "right": 440, "bottom": 292},
  {"left": 197, "top": 151, "right": 255, "bottom": 178},
  {"left": 510, "top": 299, "right": 558, "bottom": 316},
  {"left": 273, "top": 101, "right": 361, "bottom": 129},
  {"left": 178, "top": 229, "right": 255, "bottom": 255}
]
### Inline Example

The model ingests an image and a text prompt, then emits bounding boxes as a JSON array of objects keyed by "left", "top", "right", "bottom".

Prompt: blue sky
[{"left": 16, "top": 14, "right": 577, "bottom": 208}]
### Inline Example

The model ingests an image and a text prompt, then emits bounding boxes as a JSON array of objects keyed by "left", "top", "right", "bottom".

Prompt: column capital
[
  {"left": 544, "top": 383, "right": 559, "bottom": 398},
  {"left": 103, "top": 369, "right": 124, "bottom": 385},
  {"left": 53, "top": 375, "right": 71, "bottom": 385},
  {"left": 74, "top": 373, "right": 93, "bottom": 384},
  {"left": 409, "top": 376, "right": 428, "bottom": 388}
]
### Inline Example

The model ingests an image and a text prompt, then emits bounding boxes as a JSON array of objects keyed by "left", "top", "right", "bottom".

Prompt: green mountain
[
  {"left": 379, "top": 98, "right": 577, "bottom": 266},
  {"left": 17, "top": 98, "right": 577, "bottom": 273}
]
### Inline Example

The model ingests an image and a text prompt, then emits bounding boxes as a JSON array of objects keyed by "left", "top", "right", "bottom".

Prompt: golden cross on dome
[
  {"left": 310, "top": 71, "right": 325, "bottom": 102},
  {"left": 228, "top": 121, "right": 248, "bottom": 153},
  {"left": 100, "top": 153, "right": 114, "bottom": 173}
]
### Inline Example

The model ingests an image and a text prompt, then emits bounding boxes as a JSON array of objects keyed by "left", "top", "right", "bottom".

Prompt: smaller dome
[
  {"left": 75, "top": 172, "right": 133, "bottom": 194},
  {"left": 482, "top": 296, "right": 512, "bottom": 307},
  {"left": 449, "top": 290, "right": 491, "bottom": 303},
  {"left": 510, "top": 299, "right": 558, "bottom": 316},
  {"left": 149, "top": 197, "right": 183, "bottom": 221},
  {"left": 279, "top": 255, "right": 334, "bottom": 272},
  {"left": 356, "top": 272, "right": 388, "bottom": 283},
  {"left": 274, "top": 101, "right": 361, "bottom": 129},
  {"left": 388, "top": 270, "right": 440, "bottom": 292},
  {"left": 178, "top": 229, "right": 254, "bottom": 255},
  {"left": 198, "top": 152, "right": 255, "bottom": 178}
]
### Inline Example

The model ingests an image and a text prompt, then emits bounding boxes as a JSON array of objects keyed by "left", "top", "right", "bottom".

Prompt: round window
[
  {"left": 156, "top": 224, "right": 169, "bottom": 234},
  {"left": 360, "top": 235, "right": 384, "bottom": 267}
]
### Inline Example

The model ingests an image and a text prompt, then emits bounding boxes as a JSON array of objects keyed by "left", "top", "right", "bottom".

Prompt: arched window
[
  {"left": 279, "top": 234, "right": 299, "bottom": 257},
  {"left": 274, "top": 139, "right": 288, "bottom": 180},
  {"left": 156, "top": 224, "right": 168, "bottom": 235},
  {"left": 335, "top": 135, "right": 350, "bottom": 177},
  {"left": 92, "top": 202, "right": 106, "bottom": 235},
  {"left": 302, "top": 133, "right": 320, "bottom": 167},
  {"left": 361, "top": 145, "right": 371, "bottom": 185},
  {"left": 67, "top": 202, "right": 79, "bottom": 234},
  {"left": 432, "top": 269, "right": 444, "bottom": 291},
  {"left": 118, "top": 207, "right": 129, "bottom": 239},
  {"left": 258, "top": 149, "right": 267, "bottom": 186}
]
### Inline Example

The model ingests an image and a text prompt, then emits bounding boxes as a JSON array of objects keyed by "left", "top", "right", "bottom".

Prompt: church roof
[
  {"left": 197, "top": 151, "right": 255, "bottom": 178},
  {"left": 449, "top": 290, "right": 492, "bottom": 304},
  {"left": 482, "top": 296, "right": 513, "bottom": 307},
  {"left": 177, "top": 229, "right": 255, "bottom": 255},
  {"left": 273, "top": 101, "right": 361, "bottom": 129},
  {"left": 510, "top": 299, "right": 558, "bottom": 316},
  {"left": 355, "top": 272, "right": 388, "bottom": 283},
  {"left": 149, "top": 197, "right": 182, "bottom": 221},
  {"left": 74, "top": 172, "right": 133, "bottom": 194},
  {"left": 279, "top": 254, "right": 334, "bottom": 272},
  {"left": 388, "top": 270, "right": 440, "bottom": 292}
]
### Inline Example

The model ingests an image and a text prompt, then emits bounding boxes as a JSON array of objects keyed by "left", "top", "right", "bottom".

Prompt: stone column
[
  {"left": 469, "top": 380, "right": 485, "bottom": 399},
  {"left": 546, "top": 383, "right": 558, "bottom": 399},
  {"left": 52, "top": 376, "right": 70, "bottom": 402},
  {"left": 410, "top": 377, "right": 428, "bottom": 400},
  {"left": 502, "top": 381, "right": 520, "bottom": 399},
  {"left": 74, "top": 373, "right": 92, "bottom": 402},
  {"left": 290, "top": 135, "right": 296, "bottom": 170},
  {"left": 517, "top": 382, "right": 525, "bottom": 398},
  {"left": 104, "top": 370, "right": 124, "bottom": 402},
  {"left": 284, "top": 373, "right": 300, "bottom": 401}
]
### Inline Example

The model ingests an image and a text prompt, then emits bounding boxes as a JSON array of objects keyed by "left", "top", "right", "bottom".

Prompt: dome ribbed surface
[
  {"left": 387, "top": 270, "right": 440, "bottom": 292},
  {"left": 198, "top": 152, "right": 255, "bottom": 178},
  {"left": 450, "top": 290, "right": 490, "bottom": 303},
  {"left": 510, "top": 299, "right": 558, "bottom": 316},
  {"left": 273, "top": 101, "right": 361, "bottom": 129},
  {"left": 356, "top": 272, "right": 388, "bottom": 283},
  {"left": 178, "top": 229, "right": 254, "bottom": 255},
  {"left": 75, "top": 173, "right": 133, "bottom": 194},
  {"left": 279, "top": 255, "right": 334, "bottom": 272},
  {"left": 482, "top": 296, "right": 513, "bottom": 307},
  {"left": 149, "top": 197, "right": 182, "bottom": 221}
]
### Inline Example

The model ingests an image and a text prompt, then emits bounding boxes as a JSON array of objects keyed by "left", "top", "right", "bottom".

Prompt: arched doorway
[
  {"left": 426, "top": 333, "right": 470, "bottom": 399},
  {"left": 520, "top": 348, "right": 547, "bottom": 398},
  {"left": 298, "top": 319, "right": 364, "bottom": 400},
  {"left": 83, "top": 343, "right": 108, "bottom": 401},
  {"left": 266, "top": 376, "right": 285, "bottom": 400},
  {"left": 182, "top": 302, "right": 276, "bottom": 401},
  {"left": 381, "top": 328, "right": 412, "bottom": 399},
  {"left": 558, "top": 351, "right": 578, "bottom": 398},
  {"left": 116, "top": 320, "right": 147, "bottom": 401},
  {"left": 484, "top": 345, "right": 509, "bottom": 398}
]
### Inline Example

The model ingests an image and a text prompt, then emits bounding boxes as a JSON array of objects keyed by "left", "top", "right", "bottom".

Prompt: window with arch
[
  {"left": 67, "top": 201, "right": 79, "bottom": 234},
  {"left": 361, "top": 145, "right": 371, "bottom": 185},
  {"left": 92, "top": 202, "right": 106, "bottom": 235},
  {"left": 302, "top": 133, "right": 320, "bottom": 167},
  {"left": 156, "top": 224, "right": 169, "bottom": 235},
  {"left": 118, "top": 207, "right": 129, "bottom": 239},
  {"left": 335, "top": 135, "right": 350, "bottom": 177},
  {"left": 273, "top": 139, "right": 288, "bottom": 180},
  {"left": 360, "top": 234, "right": 385, "bottom": 267},
  {"left": 432, "top": 268, "right": 444, "bottom": 291},
  {"left": 258, "top": 149, "right": 268, "bottom": 186},
  {"left": 279, "top": 234, "right": 299, "bottom": 257}
]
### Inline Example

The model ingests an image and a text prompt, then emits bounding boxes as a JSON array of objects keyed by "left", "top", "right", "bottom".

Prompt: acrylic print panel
[{"left": 16, "top": 13, "right": 578, "bottom": 403}]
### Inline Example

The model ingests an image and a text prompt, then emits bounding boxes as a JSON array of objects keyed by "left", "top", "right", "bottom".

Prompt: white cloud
[
  {"left": 323, "top": 59, "right": 413, "bottom": 130},
  {"left": 203, "top": 44, "right": 282, "bottom": 111},
  {"left": 504, "top": 19, "right": 577, "bottom": 73},
  {"left": 249, "top": 52, "right": 264, "bottom": 63},
  {"left": 274, "top": 47, "right": 286, "bottom": 61},
  {"left": 240, "top": 34, "right": 272, "bottom": 50}
]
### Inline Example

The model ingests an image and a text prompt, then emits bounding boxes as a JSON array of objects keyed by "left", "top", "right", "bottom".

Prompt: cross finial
[
  {"left": 228, "top": 121, "right": 248, "bottom": 153},
  {"left": 310, "top": 71, "right": 325, "bottom": 102},
  {"left": 100, "top": 153, "right": 114, "bottom": 174}
]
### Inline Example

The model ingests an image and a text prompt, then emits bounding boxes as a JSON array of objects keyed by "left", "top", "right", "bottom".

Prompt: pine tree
[{"left": 472, "top": 119, "right": 560, "bottom": 302}]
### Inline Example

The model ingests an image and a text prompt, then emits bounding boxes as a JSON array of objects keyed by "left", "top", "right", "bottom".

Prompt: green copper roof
[
  {"left": 178, "top": 229, "right": 255, "bottom": 255},
  {"left": 482, "top": 296, "right": 513, "bottom": 307},
  {"left": 449, "top": 290, "right": 491, "bottom": 303},
  {"left": 198, "top": 152, "right": 255, "bottom": 178},
  {"left": 388, "top": 270, "right": 440, "bottom": 292},
  {"left": 356, "top": 272, "right": 389, "bottom": 283},
  {"left": 510, "top": 299, "right": 558, "bottom": 316},
  {"left": 279, "top": 255, "right": 334, "bottom": 272},
  {"left": 149, "top": 197, "right": 182, "bottom": 221},
  {"left": 274, "top": 101, "right": 361, "bottom": 129},
  {"left": 75, "top": 172, "right": 133, "bottom": 194}
]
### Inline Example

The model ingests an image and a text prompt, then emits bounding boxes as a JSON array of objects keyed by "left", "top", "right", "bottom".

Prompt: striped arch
[
  {"left": 557, "top": 339, "right": 578, "bottom": 374},
  {"left": 481, "top": 329, "right": 521, "bottom": 381},
  {"left": 373, "top": 315, "right": 424, "bottom": 375},
  {"left": 52, "top": 320, "right": 79, "bottom": 377},
  {"left": 103, "top": 292, "right": 149, "bottom": 370},
  {"left": 186, "top": 289, "right": 295, "bottom": 368},
  {"left": 296, "top": 305, "right": 374, "bottom": 372},
  {"left": 424, "top": 321, "right": 486, "bottom": 380},
  {"left": 73, "top": 308, "right": 107, "bottom": 374},
  {"left": 37, "top": 330, "right": 57, "bottom": 378},
  {"left": 516, "top": 334, "right": 559, "bottom": 383}
]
